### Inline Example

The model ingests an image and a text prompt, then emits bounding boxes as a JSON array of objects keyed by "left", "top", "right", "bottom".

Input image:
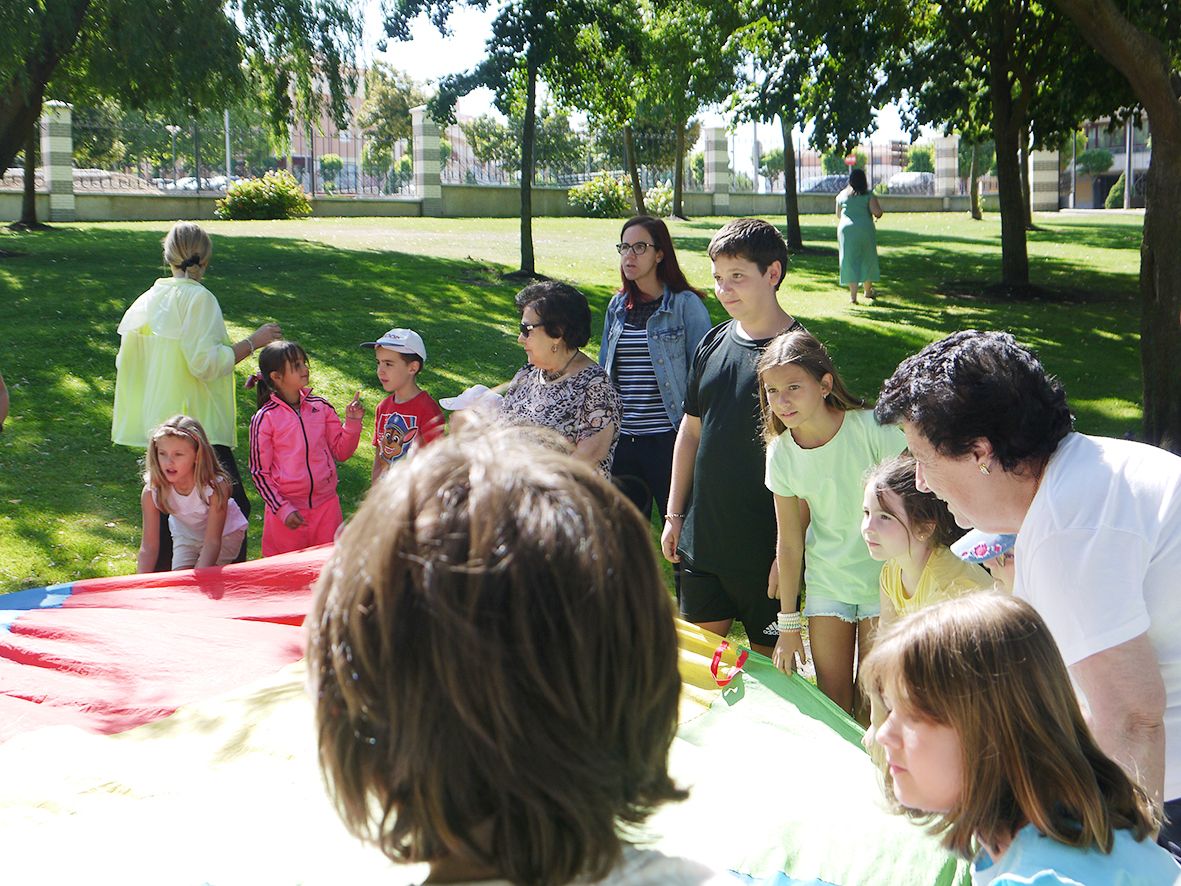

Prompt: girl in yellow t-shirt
[{"left": 862, "top": 455, "right": 993, "bottom": 629}]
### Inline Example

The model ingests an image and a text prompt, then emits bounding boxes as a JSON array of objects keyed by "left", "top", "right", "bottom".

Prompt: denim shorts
[{"left": 803, "top": 591, "right": 881, "bottom": 623}]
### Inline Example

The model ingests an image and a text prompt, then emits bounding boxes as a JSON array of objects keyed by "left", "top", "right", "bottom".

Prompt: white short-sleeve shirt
[{"left": 1015, "top": 432, "right": 1181, "bottom": 799}]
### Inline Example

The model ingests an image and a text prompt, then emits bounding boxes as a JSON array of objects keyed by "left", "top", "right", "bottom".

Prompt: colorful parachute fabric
[
  {"left": 0, "top": 546, "right": 329, "bottom": 742},
  {"left": 0, "top": 551, "right": 967, "bottom": 885}
]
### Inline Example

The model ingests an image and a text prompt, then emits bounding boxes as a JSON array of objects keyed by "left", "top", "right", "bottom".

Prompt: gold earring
[
  {"left": 978, "top": 463, "right": 991, "bottom": 476},
  {"left": 551, "top": 344, "right": 558, "bottom": 353}
]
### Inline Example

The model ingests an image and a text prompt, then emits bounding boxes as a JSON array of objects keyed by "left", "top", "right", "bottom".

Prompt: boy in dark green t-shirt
[{"left": 661, "top": 219, "right": 805, "bottom": 660}]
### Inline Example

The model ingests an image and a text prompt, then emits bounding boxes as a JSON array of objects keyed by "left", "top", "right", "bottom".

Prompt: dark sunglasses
[{"left": 519, "top": 321, "right": 541, "bottom": 336}]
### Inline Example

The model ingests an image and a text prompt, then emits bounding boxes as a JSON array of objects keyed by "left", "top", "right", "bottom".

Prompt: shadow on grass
[
  {"left": 1028, "top": 220, "right": 1143, "bottom": 252},
  {"left": 673, "top": 216, "right": 1139, "bottom": 302},
  {"left": 0, "top": 226, "right": 532, "bottom": 590},
  {"left": 0, "top": 219, "right": 1144, "bottom": 591}
]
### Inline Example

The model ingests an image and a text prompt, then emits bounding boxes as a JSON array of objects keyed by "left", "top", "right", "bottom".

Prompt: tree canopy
[
  {"left": 386, "top": 0, "right": 636, "bottom": 274},
  {"left": 357, "top": 64, "right": 429, "bottom": 159},
  {"left": 461, "top": 106, "right": 587, "bottom": 177},
  {"left": 879, "top": 0, "right": 1133, "bottom": 286},
  {"left": 0, "top": 0, "right": 363, "bottom": 176},
  {"left": 729, "top": 0, "right": 886, "bottom": 249}
]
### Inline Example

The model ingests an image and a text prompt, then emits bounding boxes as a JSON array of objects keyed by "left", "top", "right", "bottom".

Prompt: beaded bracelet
[
  {"left": 777, "top": 611, "right": 802, "bottom": 633},
  {"left": 664, "top": 512, "right": 686, "bottom": 521}
]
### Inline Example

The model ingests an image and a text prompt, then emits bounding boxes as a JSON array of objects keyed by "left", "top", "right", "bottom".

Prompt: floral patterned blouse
[{"left": 500, "top": 363, "right": 622, "bottom": 477}]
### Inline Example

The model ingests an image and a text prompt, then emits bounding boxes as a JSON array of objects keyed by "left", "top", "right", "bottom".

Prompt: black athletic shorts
[{"left": 680, "top": 564, "right": 780, "bottom": 649}]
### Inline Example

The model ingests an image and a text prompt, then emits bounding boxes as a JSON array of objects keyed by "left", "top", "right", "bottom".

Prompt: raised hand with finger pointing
[{"left": 345, "top": 391, "right": 364, "bottom": 422}]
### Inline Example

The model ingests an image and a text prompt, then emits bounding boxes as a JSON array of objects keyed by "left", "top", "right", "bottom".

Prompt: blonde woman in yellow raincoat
[{"left": 112, "top": 222, "right": 281, "bottom": 570}]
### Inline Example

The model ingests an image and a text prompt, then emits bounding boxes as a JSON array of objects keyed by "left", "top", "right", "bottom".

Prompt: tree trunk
[
  {"left": 1138, "top": 152, "right": 1181, "bottom": 452},
  {"left": 1048, "top": 0, "right": 1181, "bottom": 451},
  {"left": 672, "top": 117, "right": 686, "bottom": 219},
  {"left": 969, "top": 142, "right": 983, "bottom": 220},
  {"left": 1018, "top": 126, "right": 1033, "bottom": 229},
  {"left": 519, "top": 58, "right": 538, "bottom": 275},
  {"left": 20, "top": 120, "right": 38, "bottom": 226},
  {"left": 987, "top": 8, "right": 1030, "bottom": 286},
  {"left": 991, "top": 113, "right": 1030, "bottom": 284},
  {"left": 623, "top": 124, "right": 646, "bottom": 215},
  {"left": 780, "top": 115, "right": 803, "bottom": 251},
  {"left": 0, "top": 0, "right": 92, "bottom": 173}
]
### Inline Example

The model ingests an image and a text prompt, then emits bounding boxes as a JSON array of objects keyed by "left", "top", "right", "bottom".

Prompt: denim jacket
[{"left": 599, "top": 285, "right": 713, "bottom": 428}]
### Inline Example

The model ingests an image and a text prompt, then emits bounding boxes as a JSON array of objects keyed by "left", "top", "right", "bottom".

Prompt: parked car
[
  {"left": 798, "top": 173, "right": 850, "bottom": 194},
  {"left": 885, "top": 171, "right": 935, "bottom": 195}
]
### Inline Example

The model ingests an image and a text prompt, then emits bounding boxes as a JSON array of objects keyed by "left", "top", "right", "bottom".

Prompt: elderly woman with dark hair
[
  {"left": 500, "top": 281, "right": 622, "bottom": 477},
  {"left": 875, "top": 329, "right": 1181, "bottom": 859}
]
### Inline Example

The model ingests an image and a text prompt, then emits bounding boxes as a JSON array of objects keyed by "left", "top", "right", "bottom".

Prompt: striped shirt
[{"left": 615, "top": 299, "right": 675, "bottom": 435}]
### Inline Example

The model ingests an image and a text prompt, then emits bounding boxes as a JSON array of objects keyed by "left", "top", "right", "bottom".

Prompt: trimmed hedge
[
  {"left": 215, "top": 170, "right": 313, "bottom": 220},
  {"left": 568, "top": 172, "right": 631, "bottom": 218},
  {"left": 645, "top": 182, "right": 673, "bottom": 217}
]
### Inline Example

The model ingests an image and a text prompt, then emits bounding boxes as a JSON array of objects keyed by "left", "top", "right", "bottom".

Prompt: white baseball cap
[
  {"left": 951, "top": 530, "right": 1017, "bottom": 564},
  {"left": 439, "top": 384, "right": 503, "bottom": 411},
  {"left": 361, "top": 327, "right": 426, "bottom": 362}
]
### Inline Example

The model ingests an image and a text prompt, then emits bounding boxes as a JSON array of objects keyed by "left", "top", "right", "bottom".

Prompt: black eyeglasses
[
  {"left": 519, "top": 321, "right": 541, "bottom": 337},
  {"left": 616, "top": 242, "right": 656, "bottom": 256}
]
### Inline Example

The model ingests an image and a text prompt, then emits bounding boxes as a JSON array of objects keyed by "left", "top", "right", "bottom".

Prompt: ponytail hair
[
  {"left": 864, "top": 455, "right": 961, "bottom": 549},
  {"left": 757, "top": 329, "right": 865, "bottom": 443},
  {"left": 254, "top": 340, "right": 309, "bottom": 409},
  {"left": 162, "top": 222, "right": 212, "bottom": 280}
]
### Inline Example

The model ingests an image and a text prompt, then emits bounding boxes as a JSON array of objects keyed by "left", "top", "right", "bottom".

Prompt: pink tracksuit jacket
[{"left": 248, "top": 389, "right": 361, "bottom": 526}]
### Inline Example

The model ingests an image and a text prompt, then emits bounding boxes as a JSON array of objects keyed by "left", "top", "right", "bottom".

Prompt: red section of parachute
[
  {"left": 0, "top": 546, "right": 331, "bottom": 744},
  {"left": 709, "top": 640, "right": 749, "bottom": 688}
]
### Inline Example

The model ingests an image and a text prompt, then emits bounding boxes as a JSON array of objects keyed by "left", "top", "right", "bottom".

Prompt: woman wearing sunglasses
[
  {"left": 498, "top": 280, "right": 622, "bottom": 477},
  {"left": 599, "top": 216, "right": 712, "bottom": 524}
]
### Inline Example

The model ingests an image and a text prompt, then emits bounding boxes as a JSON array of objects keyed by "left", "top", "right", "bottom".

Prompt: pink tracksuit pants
[{"left": 261, "top": 497, "right": 344, "bottom": 557}]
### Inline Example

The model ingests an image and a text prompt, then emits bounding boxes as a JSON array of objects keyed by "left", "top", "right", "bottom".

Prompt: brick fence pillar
[
  {"left": 40, "top": 101, "right": 75, "bottom": 221},
  {"left": 1029, "top": 149, "right": 1061, "bottom": 212},
  {"left": 412, "top": 106, "right": 443, "bottom": 217},
  {"left": 704, "top": 126, "right": 730, "bottom": 214},
  {"left": 934, "top": 135, "right": 959, "bottom": 200}
]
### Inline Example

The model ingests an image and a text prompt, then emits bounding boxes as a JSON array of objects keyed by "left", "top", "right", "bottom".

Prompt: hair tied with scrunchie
[
  {"left": 178, "top": 254, "right": 202, "bottom": 270},
  {"left": 244, "top": 372, "right": 263, "bottom": 389}
]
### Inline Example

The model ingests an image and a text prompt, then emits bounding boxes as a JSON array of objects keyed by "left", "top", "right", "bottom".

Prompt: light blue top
[
  {"left": 599, "top": 285, "right": 712, "bottom": 428},
  {"left": 972, "top": 824, "right": 1180, "bottom": 885}
]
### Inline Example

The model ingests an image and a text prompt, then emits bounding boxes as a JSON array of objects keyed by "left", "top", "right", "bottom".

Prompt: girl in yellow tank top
[{"left": 861, "top": 455, "right": 993, "bottom": 630}]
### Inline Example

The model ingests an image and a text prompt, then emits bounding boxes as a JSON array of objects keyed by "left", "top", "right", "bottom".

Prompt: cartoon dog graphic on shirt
[{"left": 378, "top": 413, "right": 419, "bottom": 464}]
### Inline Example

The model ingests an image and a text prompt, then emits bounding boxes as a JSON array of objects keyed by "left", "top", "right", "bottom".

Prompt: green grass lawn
[{"left": 0, "top": 211, "right": 1144, "bottom": 593}]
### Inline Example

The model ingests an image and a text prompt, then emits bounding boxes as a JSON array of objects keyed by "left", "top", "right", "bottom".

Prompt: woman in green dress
[{"left": 836, "top": 168, "right": 884, "bottom": 304}]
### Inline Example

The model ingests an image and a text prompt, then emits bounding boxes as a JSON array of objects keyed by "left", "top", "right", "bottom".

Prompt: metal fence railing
[
  {"left": 2, "top": 107, "right": 1010, "bottom": 203},
  {"left": 286, "top": 127, "right": 417, "bottom": 198},
  {"left": 441, "top": 124, "right": 704, "bottom": 192}
]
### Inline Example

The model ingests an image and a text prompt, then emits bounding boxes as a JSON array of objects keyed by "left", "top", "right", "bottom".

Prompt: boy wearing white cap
[{"left": 361, "top": 328, "right": 444, "bottom": 482}]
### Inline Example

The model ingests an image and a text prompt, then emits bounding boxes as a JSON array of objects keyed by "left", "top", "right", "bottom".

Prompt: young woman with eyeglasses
[{"left": 599, "top": 216, "right": 712, "bottom": 525}]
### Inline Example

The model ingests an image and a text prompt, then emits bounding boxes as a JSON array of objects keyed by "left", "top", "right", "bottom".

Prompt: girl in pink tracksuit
[{"left": 248, "top": 340, "right": 364, "bottom": 557}]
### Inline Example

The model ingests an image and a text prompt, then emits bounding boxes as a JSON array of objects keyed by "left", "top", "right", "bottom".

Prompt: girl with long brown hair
[
  {"left": 137, "top": 415, "right": 247, "bottom": 571},
  {"left": 862, "top": 594, "right": 1178, "bottom": 882},
  {"left": 759, "top": 330, "right": 905, "bottom": 719}
]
